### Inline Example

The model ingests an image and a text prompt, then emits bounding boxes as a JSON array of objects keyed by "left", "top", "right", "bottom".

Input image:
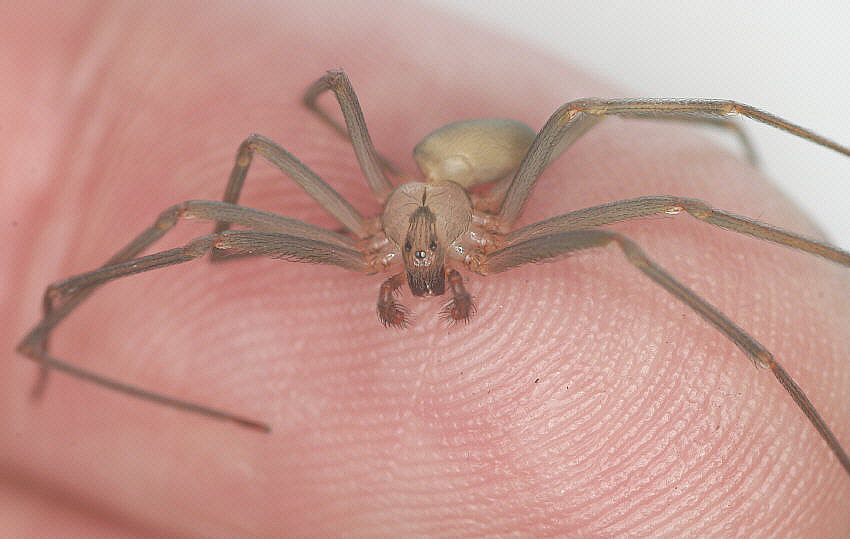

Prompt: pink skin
[{"left": 2, "top": 2, "right": 849, "bottom": 536}]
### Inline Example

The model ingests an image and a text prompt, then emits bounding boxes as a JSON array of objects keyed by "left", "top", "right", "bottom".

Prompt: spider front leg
[
  {"left": 215, "top": 71, "right": 397, "bottom": 254},
  {"left": 18, "top": 200, "right": 372, "bottom": 430},
  {"left": 303, "top": 69, "right": 402, "bottom": 183},
  {"left": 503, "top": 195, "right": 850, "bottom": 268},
  {"left": 473, "top": 228, "right": 850, "bottom": 478},
  {"left": 498, "top": 98, "right": 850, "bottom": 228},
  {"left": 214, "top": 133, "right": 369, "bottom": 243}
]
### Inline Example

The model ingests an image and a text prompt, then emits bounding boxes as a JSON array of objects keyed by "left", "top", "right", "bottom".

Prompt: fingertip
[{"left": 6, "top": 1, "right": 849, "bottom": 535}]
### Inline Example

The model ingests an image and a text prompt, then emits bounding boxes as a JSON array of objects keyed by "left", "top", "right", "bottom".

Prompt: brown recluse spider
[{"left": 17, "top": 69, "right": 850, "bottom": 478}]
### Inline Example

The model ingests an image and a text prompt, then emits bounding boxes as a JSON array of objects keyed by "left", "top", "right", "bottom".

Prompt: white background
[{"left": 425, "top": 1, "right": 850, "bottom": 250}]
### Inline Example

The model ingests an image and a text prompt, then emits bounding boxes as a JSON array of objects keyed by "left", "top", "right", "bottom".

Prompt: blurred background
[{"left": 425, "top": 1, "right": 850, "bottom": 250}]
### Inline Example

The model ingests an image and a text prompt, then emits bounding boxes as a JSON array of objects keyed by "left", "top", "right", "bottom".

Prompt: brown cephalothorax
[
  {"left": 17, "top": 70, "right": 850, "bottom": 479},
  {"left": 381, "top": 180, "right": 473, "bottom": 300}
]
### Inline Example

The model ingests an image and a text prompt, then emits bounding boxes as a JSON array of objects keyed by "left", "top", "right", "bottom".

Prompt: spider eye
[
  {"left": 429, "top": 238, "right": 437, "bottom": 250},
  {"left": 415, "top": 250, "right": 427, "bottom": 260},
  {"left": 404, "top": 241, "right": 412, "bottom": 252}
]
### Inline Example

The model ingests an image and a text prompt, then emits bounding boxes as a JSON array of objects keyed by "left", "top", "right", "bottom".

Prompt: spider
[{"left": 17, "top": 70, "right": 850, "bottom": 479}]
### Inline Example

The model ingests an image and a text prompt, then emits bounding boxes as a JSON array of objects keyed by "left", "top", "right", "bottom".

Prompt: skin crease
[{"left": 2, "top": 1, "right": 849, "bottom": 537}]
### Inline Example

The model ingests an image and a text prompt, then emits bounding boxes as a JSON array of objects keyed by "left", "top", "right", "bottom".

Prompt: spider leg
[
  {"left": 665, "top": 116, "right": 759, "bottom": 166},
  {"left": 498, "top": 99, "right": 850, "bottom": 227},
  {"left": 473, "top": 113, "right": 602, "bottom": 213},
  {"left": 18, "top": 200, "right": 372, "bottom": 430},
  {"left": 504, "top": 195, "right": 850, "bottom": 268},
  {"left": 475, "top": 228, "right": 850, "bottom": 477},
  {"left": 302, "top": 70, "right": 398, "bottom": 198},
  {"left": 214, "top": 133, "right": 368, "bottom": 246}
]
